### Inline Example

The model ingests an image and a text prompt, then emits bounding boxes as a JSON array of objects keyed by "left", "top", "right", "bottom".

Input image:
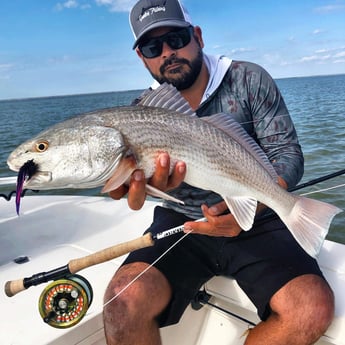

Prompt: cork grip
[
  {"left": 4, "top": 233, "right": 154, "bottom": 298},
  {"left": 5, "top": 279, "right": 25, "bottom": 297},
  {"left": 68, "top": 232, "right": 154, "bottom": 273}
]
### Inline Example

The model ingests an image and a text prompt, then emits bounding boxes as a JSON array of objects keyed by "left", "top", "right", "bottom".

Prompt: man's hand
[
  {"left": 183, "top": 176, "right": 288, "bottom": 237},
  {"left": 108, "top": 152, "right": 186, "bottom": 210},
  {"left": 184, "top": 202, "right": 242, "bottom": 237}
]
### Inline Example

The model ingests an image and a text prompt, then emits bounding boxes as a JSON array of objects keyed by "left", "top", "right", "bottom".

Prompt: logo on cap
[{"left": 139, "top": 5, "right": 166, "bottom": 22}]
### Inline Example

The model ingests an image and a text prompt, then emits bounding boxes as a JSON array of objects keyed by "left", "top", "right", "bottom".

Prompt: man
[{"left": 103, "top": 0, "right": 334, "bottom": 344}]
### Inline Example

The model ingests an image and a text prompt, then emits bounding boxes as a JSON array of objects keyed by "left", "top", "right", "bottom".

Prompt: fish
[{"left": 7, "top": 83, "right": 342, "bottom": 257}]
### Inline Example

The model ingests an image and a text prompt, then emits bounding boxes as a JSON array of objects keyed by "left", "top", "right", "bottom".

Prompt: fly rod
[
  {"left": 4, "top": 219, "right": 205, "bottom": 298},
  {"left": 289, "top": 168, "right": 345, "bottom": 192},
  {"left": 4, "top": 167, "right": 345, "bottom": 297}
]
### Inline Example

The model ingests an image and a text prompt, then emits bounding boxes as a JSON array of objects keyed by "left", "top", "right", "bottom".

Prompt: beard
[{"left": 149, "top": 49, "right": 204, "bottom": 91}]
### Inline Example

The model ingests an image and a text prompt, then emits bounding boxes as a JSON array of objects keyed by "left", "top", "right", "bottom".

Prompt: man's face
[{"left": 136, "top": 26, "right": 204, "bottom": 90}]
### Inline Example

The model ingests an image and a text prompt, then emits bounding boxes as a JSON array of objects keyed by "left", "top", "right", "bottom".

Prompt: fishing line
[
  {"left": 102, "top": 173, "right": 345, "bottom": 310},
  {"left": 300, "top": 183, "right": 345, "bottom": 196},
  {"left": 103, "top": 229, "right": 193, "bottom": 309}
]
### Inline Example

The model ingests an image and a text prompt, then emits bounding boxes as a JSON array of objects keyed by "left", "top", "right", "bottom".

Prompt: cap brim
[{"left": 132, "top": 20, "right": 191, "bottom": 49}]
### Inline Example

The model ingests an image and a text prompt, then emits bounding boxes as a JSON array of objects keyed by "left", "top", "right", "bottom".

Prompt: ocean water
[{"left": 0, "top": 75, "right": 344, "bottom": 243}]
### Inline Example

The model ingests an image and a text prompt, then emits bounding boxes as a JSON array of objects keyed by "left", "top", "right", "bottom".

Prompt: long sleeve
[
  {"left": 198, "top": 60, "right": 304, "bottom": 189},
  {"left": 243, "top": 62, "right": 304, "bottom": 188}
]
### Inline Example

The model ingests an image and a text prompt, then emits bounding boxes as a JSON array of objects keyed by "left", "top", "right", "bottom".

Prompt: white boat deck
[{"left": 0, "top": 195, "right": 344, "bottom": 345}]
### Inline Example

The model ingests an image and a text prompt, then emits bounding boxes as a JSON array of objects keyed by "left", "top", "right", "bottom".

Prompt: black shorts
[{"left": 122, "top": 206, "right": 325, "bottom": 327}]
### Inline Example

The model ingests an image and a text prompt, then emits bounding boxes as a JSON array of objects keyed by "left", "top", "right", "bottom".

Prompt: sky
[{"left": 0, "top": 0, "right": 344, "bottom": 100}]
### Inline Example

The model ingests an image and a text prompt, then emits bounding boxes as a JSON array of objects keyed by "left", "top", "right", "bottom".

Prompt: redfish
[{"left": 7, "top": 83, "right": 342, "bottom": 257}]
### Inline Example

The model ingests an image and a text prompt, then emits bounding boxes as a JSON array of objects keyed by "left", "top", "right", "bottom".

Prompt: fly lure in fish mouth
[{"left": 16, "top": 159, "right": 38, "bottom": 215}]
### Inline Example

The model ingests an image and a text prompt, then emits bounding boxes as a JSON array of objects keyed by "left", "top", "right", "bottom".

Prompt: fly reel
[{"left": 38, "top": 274, "right": 93, "bottom": 328}]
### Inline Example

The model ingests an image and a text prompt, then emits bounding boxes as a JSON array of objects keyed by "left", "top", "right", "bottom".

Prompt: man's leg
[
  {"left": 102, "top": 206, "right": 222, "bottom": 344},
  {"left": 103, "top": 262, "right": 172, "bottom": 345},
  {"left": 245, "top": 274, "right": 334, "bottom": 345}
]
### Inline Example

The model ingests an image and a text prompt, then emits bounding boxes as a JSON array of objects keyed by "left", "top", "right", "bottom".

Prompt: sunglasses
[{"left": 138, "top": 27, "right": 193, "bottom": 59}]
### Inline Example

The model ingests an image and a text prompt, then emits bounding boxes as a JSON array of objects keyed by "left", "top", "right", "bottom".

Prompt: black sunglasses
[{"left": 138, "top": 27, "right": 193, "bottom": 59}]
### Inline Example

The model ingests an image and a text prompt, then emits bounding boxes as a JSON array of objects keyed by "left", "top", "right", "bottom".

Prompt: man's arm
[{"left": 244, "top": 61, "right": 304, "bottom": 189}]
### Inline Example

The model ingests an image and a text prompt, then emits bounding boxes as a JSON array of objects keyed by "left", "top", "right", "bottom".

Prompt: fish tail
[{"left": 282, "top": 196, "right": 342, "bottom": 258}]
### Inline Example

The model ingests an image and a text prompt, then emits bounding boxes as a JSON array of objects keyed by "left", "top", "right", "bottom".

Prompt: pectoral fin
[
  {"left": 102, "top": 156, "right": 185, "bottom": 206},
  {"left": 223, "top": 196, "right": 257, "bottom": 231},
  {"left": 102, "top": 156, "right": 137, "bottom": 193}
]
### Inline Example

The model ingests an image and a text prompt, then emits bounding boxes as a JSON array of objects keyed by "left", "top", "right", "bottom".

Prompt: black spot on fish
[{"left": 16, "top": 159, "right": 38, "bottom": 215}]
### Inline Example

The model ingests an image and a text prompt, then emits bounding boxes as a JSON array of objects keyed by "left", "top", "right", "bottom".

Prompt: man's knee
[
  {"left": 103, "top": 263, "right": 172, "bottom": 320},
  {"left": 304, "top": 276, "right": 334, "bottom": 333},
  {"left": 271, "top": 274, "right": 334, "bottom": 337},
  {"left": 103, "top": 263, "right": 170, "bottom": 344}
]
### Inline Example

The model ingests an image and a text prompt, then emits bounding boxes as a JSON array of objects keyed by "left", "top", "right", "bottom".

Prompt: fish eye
[{"left": 34, "top": 140, "right": 49, "bottom": 153}]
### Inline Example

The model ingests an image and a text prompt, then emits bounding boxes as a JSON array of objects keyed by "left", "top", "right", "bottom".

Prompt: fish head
[{"left": 7, "top": 124, "right": 127, "bottom": 190}]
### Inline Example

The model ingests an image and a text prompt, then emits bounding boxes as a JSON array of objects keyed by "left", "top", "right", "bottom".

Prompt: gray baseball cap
[{"left": 130, "top": 0, "right": 192, "bottom": 49}]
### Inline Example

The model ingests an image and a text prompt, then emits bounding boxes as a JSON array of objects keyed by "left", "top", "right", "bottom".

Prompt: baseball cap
[{"left": 130, "top": 0, "right": 192, "bottom": 49}]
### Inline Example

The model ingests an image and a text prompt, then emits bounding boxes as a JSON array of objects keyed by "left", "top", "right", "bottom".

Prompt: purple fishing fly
[{"left": 16, "top": 159, "right": 38, "bottom": 215}]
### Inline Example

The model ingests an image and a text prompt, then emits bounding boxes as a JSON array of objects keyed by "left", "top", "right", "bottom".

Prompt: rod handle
[
  {"left": 68, "top": 232, "right": 154, "bottom": 274},
  {"left": 4, "top": 233, "right": 154, "bottom": 298}
]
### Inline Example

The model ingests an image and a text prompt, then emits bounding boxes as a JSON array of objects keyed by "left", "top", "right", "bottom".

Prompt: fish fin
[
  {"left": 202, "top": 114, "right": 278, "bottom": 181},
  {"left": 223, "top": 195, "right": 257, "bottom": 231},
  {"left": 138, "top": 83, "right": 196, "bottom": 117},
  {"left": 280, "top": 196, "right": 342, "bottom": 258},
  {"left": 145, "top": 184, "right": 185, "bottom": 204},
  {"left": 101, "top": 156, "right": 137, "bottom": 193}
]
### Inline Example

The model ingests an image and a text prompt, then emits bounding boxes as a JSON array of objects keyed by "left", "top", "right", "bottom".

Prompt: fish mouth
[
  {"left": 13, "top": 159, "right": 52, "bottom": 215},
  {"left": 23, "top": 171, "right": 52, "bottom": 188},
  {"left": 8, "top": 159, "right": 51, "bottom": 186},
  {"left": 18, "top": 159, "right": 38, "bottom": 177}
]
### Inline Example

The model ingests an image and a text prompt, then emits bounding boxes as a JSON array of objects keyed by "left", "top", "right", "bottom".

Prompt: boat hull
[{"left": 1, "top": 195, "right": 344, "bottom": 345}]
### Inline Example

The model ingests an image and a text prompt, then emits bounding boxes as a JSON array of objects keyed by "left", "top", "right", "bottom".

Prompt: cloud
[
  {"left": 0, "top": 63, "right": 13, "bottom": 80},
  {"left": 54, "top": 0, "right": 136, "bottom": 12},
  {"left": 54, "top": 0, "right": 92, "bottom": 11},
  {"left": 315, "top": 48, "right": 329, "bottom": 54},
  {"left": 47, "top": 55, "right": 74, "bottom": 65},
  {"left": 230, "top": 47, "right": 256, "bottom": 54},
  {"left": 95, "top": 0, "right": 136, "bottom": 12},
  {"left": 333, "top": 50, "right": 345, "bottom": 63},
  {"left": 300, "top": 47, "right": 345, "bottom": 64},
  {"left": 312, "top": 28, "right": 325, "bottom": 35},
  {"left": 263, "top": 53, "right": 285, "bottom": 64},
  {"left": 55, "top": 0, "right": 79, "bottom": 11},
  {"left": 315, "top": 47, "right": 345, "bottom": 54},
  {"left": 314, "top": 3, "right": 345, "bottom": 14},
  {"left": 0, "top": 63, "right": 13, "bottom": 71},
  {"left": 300, "top": 55, "right": 331, "bottom": 62},
  {"left": 334, "top": 51, "right": 345, "bottom": 58}
]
